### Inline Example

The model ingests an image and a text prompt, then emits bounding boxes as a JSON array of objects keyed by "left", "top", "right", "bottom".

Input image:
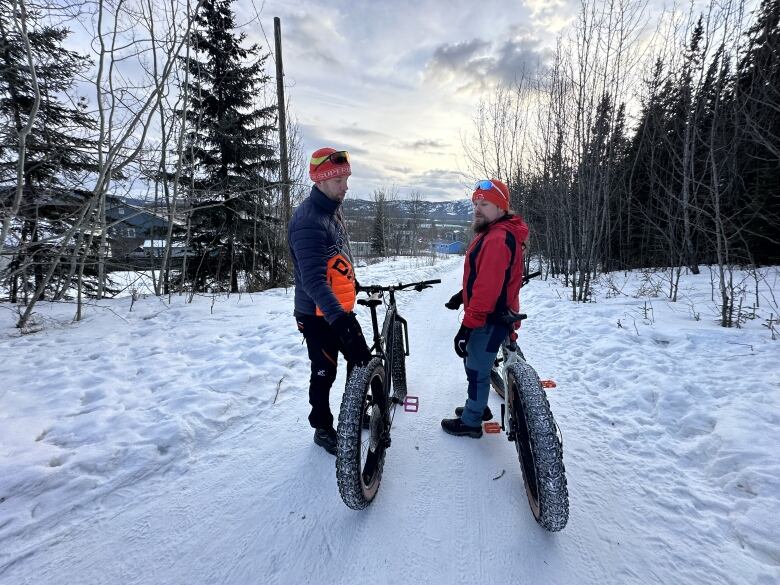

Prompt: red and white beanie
[
  {"left": 309, "top": 147, "right": 352, "bottom": 182},
  {"left": 472, "top": 178, "right": 510, "bottom": 211}
]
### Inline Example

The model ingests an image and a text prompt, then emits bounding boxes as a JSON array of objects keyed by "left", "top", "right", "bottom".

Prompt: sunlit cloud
[
  {"left": 336, "top": 125, "right": 392, "bottom": 140},
  {"left": 387, "top": 165, "right": 413, "bottom": 174},
  {"left": 281, "top": 12, "right": 348, "bottom": 68},
  {"left": 399, "top": 139, "right": 448, "bottom": 151},
  {"left": 410, "top": 168, "right": 469, "bottom": 192},
  {"left": 424, "top": 32, "right": 551, "bottom": 92},
  {"left": 243, "top": 0, "right": 580, "bottom": 200},
  {"left": 522, "top": 0, "right": 576, "bottom": 33}
]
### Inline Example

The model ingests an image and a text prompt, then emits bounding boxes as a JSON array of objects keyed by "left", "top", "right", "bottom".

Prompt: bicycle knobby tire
[
  {"left": 336, "top": 357, "right": 388, "bottom": 509},
  {"left": 391, "top": 321, "right": 407, "bottom": 402},
  {"left": 507, "top": 361, "right": 569, "bottom": 531}
]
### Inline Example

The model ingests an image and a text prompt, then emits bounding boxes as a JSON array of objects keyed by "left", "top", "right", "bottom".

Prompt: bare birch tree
[{"left": 14, "top": 0, "right": 202, "bottom": 328}]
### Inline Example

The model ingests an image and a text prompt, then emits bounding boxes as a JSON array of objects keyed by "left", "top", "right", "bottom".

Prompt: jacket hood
[{"left": 488, "top": 213, "right": 529, "bottom": 243}]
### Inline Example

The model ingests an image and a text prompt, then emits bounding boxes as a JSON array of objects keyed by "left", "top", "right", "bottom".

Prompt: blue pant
[{"left": 460, "top": 323, "right": 509, "bottom": 426}]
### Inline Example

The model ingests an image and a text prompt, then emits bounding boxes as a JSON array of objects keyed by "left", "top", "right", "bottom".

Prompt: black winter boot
[
  {"left": 441, "top": 417, "right": 483, "bottom": 438},
  {"left": 313, "top": 427, "right": 338, "bottom": 455},
  {"left": 454, "top": 406, "right": 493, "bottom": 421}
]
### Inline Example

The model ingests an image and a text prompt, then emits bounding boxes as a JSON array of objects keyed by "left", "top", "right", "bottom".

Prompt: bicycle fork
[{"left": 497, "top": 343, "right": 521, "bottom": 443}]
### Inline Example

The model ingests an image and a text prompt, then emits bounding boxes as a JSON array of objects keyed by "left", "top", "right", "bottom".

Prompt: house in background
[
  {"left": 431, "top": 240, "right": 465, "bottom": 254},
  {"left": 128, "top": 239, "right": 189, "bottom": 259},
  {"left": 0, "top": 187, "right": 171, "bottom": 261},
  {"left": 105, "top": 198, "right": 174, "bottom": 260},
  {"left": 1, "top": 188, "right": 190, "bottom": 272}
]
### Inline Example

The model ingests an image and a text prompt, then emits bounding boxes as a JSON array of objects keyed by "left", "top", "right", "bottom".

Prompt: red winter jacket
[{"left": 462, "top": 214, "right": 529, "bottom": 329}]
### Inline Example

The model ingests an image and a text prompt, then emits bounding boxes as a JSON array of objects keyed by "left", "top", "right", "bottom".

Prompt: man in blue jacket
[{"left": 288, "top": 147, "right": 371, "bottom": 455}]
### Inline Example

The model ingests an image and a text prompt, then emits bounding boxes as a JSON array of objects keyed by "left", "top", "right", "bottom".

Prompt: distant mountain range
[
  {"left": 119, "top": 194, "right": 474, "bottom": 224},
  {"left": 343, "top": 198, "right": 472, "bottom": 223}
]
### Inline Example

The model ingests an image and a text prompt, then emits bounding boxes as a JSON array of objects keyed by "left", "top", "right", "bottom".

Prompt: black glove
[
  {"left": 453, "top": 324, "right": 472, "bottom": 358},
  {"left": 445, "top": 290, "right": 463, "bottom": 310},
  {"left": 332, "top": 312, "right": 372, "bottom": 366}
]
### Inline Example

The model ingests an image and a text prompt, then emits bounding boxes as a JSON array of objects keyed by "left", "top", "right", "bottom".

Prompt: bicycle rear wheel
[
  {"left": 507, "top": 360, "right": 569, "bottom": 531},
  {"left": 336, "top": 357, "right": 389, "bottom": 509}
]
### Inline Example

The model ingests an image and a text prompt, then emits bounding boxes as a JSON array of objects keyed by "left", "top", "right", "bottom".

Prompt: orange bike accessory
[
  {"left": 483, "top": 422, "right": 501, "bottom": 433},
  {"left": 541, "top": 380, "right": 557, "bottom": 389}
]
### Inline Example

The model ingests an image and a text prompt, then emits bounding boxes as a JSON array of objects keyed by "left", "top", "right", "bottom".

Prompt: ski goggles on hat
[
  {"left": 474, "top": 179, "right": 502, "bottom": 194},
  {"left": 312, "top": 150, "right": 350, "bottom": 169}
]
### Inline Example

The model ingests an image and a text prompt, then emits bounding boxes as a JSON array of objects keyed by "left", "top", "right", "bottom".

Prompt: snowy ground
[{"left": 1, "top": 257, "right": 778, "bottom": 585}]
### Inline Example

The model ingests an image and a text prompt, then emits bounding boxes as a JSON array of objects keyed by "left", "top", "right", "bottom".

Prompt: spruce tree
[
  {"left": 371, "top": 212, "right": 386, "bottom": 256},
  {"left": 370, "top": 189, "right": 387, "bottom": 256},
  {"left": 178, "top": 0, "right": 278, "bottom": 292},
  {"left": 734, "top": 0, "right": 780, "bottom": 263},
  {"left": 0, "top": 6, "right": 97, "bottom": 190},
  {"left": 620, "top": 59, "right": 678, "bottom": 269},
  {"left": 0, "top": 4, "right": 98, "bottom": 302}
]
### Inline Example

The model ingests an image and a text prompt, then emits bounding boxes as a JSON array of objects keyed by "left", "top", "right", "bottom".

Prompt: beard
[{"left": 472, "top": 216, "right": 489, "bottom": 233}]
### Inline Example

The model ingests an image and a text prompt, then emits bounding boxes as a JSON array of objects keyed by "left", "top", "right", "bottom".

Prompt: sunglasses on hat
[
  {"left": 474, "top": 179, "right": 504, "bottom": 195},
  {"left": 313, "top": 150, "right": 350, "bottom": 169}
]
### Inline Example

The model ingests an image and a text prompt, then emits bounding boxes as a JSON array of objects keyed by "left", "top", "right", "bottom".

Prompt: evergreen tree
[
  {"left": 0, "top": 4, "right": 98, "bottom": 302},
  {"left": 0, "top": 5, "right": 97, "bottom": 189},
  {"left": 178, "top": 0, "right": 278, "bottom": 292},
  {"left": 620, "top": 59, "right": 675, "bottom": 268},
  {"left": 603, "top": 101, "right": 630, "bottom": 270},
  {"left": 671, "top": 16, "right": 706, "bottom": 273},
  {"left": 734, "top": 0, "right": 780, "bottom": 263},
  {"left": 371, "top": 204, "right": 386, "bottom": 256}
]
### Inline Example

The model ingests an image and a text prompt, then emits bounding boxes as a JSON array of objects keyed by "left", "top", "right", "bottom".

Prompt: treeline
[
  {"left": 465, "top": 0, "right": 779, "bottom": 326},
  {"left": 0, "top": 0, "right": 302, "bottom": 329}
]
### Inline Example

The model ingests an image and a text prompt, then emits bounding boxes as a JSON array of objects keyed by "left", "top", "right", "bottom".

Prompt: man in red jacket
[{"left": 442, "top": 179, "right": 529, "bottom": 437}]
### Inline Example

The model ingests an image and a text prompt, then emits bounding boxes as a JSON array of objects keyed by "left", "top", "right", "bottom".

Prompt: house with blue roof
[{"left": 431, "top": 240, "right": 465, "bottom": 254}]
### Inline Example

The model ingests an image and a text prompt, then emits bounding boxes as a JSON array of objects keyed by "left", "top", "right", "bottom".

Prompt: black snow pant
[{"left": 295, "top": 313, "right": 354, "bottom": 430}]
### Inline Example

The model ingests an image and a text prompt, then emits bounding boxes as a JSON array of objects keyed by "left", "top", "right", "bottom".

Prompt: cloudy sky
[{"left": 241, "top": 0, "right": 577, "bottom": 201}]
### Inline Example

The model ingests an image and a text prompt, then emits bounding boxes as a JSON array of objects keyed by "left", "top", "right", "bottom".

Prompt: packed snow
[{"left": 0, "top": 256, "right": 778, "bottom": 584}]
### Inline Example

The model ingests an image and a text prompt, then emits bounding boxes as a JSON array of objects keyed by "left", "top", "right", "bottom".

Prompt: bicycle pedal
[
  {"left": 541, "top": 380, "right": 557, "bottom": 389},
  {"left": 483, "top": 422, "right": 501, "bottom": 433},
  {"left": 403, "top": 396, "right": 419, "bottom": 412}
]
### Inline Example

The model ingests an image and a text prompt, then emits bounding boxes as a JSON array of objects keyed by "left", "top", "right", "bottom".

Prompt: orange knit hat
[
  {"left": 472, "top": 179, "right": 509, "bottom": 211},
  {"left": 309, "top": 147, "right": 352, "bottom": 182}
]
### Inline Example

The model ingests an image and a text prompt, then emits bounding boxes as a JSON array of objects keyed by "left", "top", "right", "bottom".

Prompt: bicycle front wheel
[
  {"left": 336, "top": 357, "right": 389, "bottom": 509},
  {"left": 391, "top": 321, "right": 407, "bottom": 402},
  {"left": 507, "top": 360, "right": 569, "bottom": 531}
]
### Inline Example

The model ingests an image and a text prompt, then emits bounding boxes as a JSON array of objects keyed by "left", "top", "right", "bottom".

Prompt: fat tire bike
[
  {"left": 336, "top": 278, "right": 441, "bottom": 510},
  {"left": 489, "top": 271, "right": 569, "bottom": 532}
]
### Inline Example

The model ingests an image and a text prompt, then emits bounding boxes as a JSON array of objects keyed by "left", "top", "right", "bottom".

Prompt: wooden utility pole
[{"left": 274, "top": 17, "right": 291, "bottom": 226}]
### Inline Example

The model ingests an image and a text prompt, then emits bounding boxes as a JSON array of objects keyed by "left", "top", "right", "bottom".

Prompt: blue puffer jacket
[{"left": 288, "top": 186, "right": 356, "bottom": 324}]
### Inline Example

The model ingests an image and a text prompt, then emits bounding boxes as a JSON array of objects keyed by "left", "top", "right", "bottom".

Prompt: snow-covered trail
[{"left": 2, "top": 259, "right": 777, "bottom": 584}]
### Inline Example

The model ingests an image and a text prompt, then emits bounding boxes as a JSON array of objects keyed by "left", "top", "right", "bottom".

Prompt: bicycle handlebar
[
  {"left": 357, "top": 278, "right": 441, "bottom": 293},
  {"left": 522, "top": 271, "right": 542, "bottom": 286}
]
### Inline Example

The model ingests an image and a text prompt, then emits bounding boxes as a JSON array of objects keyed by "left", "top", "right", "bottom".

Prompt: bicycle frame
[
  {"left": 488, "top": 269, "right": 545, "bottom": 437},
  {"left": 361, "top": 289, "right": 408, "bottom": 406},
  {"left": 336, "top": 278, "right": 440, "bottom": 510},
  {"left": 360, "top": 279, "right": 441, "bottom": 413}
]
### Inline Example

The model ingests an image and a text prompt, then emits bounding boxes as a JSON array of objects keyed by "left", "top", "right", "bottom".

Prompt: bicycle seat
[{"left": 358, "top": 295, "right": 382, "bottom": 308}]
